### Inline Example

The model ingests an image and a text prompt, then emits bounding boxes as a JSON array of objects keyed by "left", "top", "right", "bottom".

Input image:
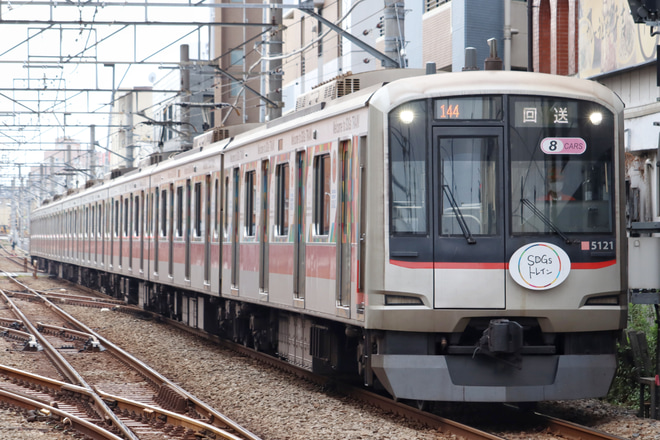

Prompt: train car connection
[{"left": 30, "top": 69, "right": 627, "bottom": 403}]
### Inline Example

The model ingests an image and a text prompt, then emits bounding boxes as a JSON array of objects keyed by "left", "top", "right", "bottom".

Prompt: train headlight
[
  {"left": 589, "top": 111, "right": 603, "bottom": 125},
  {"left": 399, "top": 109, "right": 415, "bottom": 124}
]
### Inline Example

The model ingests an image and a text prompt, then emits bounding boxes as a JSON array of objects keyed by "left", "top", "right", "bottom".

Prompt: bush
[{"left": 607, "top": 303, "right": 658, "bottom": 407}]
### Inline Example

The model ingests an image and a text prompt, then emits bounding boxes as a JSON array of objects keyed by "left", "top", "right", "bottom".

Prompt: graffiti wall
[{"left": 579, "top": 0, "right": 658, "bottom": 78}]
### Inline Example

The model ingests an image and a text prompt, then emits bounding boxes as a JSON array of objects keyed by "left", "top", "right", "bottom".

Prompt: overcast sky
[{"left": 0, "top": 0, "right": 212, "bottom": 177}]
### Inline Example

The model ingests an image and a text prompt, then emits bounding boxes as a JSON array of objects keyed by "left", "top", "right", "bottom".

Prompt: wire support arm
[{"left": 297, "top": 1, "right": 400, "bottom": 68}]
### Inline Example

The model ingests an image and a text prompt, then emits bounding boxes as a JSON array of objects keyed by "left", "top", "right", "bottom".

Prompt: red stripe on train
[{"left": 389, "top": 259, "right": 617, "bottom": 270}]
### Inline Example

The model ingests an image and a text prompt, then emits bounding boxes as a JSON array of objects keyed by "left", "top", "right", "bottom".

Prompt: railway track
[
  {"left": 0, "top": 270, "right": 633, "bottom": 440},
  {"left": 0, "top": 271, "right": 261, "bottom": 440},
  {"left": 0, "top": 243, "right": 35, "bottom": 274}
]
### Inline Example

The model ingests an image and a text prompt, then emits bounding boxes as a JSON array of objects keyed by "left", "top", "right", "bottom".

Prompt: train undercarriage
[
  {"left": 41, "top": 259, "right": 363, "bottom": 379},
  {"left": 38, "top": 258, "right": 619, "bottom": 403}
]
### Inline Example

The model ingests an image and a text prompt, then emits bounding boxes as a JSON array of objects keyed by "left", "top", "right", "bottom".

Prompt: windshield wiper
[
  {"left": 520, "top": 198, "right": 572, "bottom": 244},
  {"left": 442, "top": 184, "right": 476, "bottom": 244}
]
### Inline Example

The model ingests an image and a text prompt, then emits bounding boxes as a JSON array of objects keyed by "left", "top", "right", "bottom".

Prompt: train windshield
[{"left": 509, "top": 96, "right": 614, "bottom": 235}]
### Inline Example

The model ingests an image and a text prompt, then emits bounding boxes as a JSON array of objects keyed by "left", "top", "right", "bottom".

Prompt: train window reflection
[
  {"left": 275, "top": 163, "right": 290, "bottom": 236},
  {"left": 439, "top": 136, "right": 498, "bottom": 236},
  {"left": 389, "top": 101, "right": 428, "bottom": 235},
  {"left": 194, "top": 182, "right": 202, "bottom": 237},
  {"left": 176, "top": 186, "right": 184, "bottom": 237},
  {"left": 509, "top": 97, "right": 614, "bottom": 235},
  {"left": 245, "top": 171, "right": 256, "bottom": 237},
  {"left": 313, "top": 154, "right": 331, "bottom": 236},
  {"left": 160, "top": 189, "right": 167, "bottom": 237}
]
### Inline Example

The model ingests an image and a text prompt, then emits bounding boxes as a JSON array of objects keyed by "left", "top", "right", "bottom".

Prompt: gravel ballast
[{"left": 2, "top": 297, "right": 660, "bottom": 439}]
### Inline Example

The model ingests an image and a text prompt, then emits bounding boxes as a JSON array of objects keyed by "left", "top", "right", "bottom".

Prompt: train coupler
[{"left": 475, "top": 319, "right": 524, "bottom": 369}]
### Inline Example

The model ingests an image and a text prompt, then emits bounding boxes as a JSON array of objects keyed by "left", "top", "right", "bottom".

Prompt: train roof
[
  {"left": 369, "top": 70, "right": 625, "bottom": 114},
  {"left": 33, "top": 69, "right": 625, "bottom": 216}
]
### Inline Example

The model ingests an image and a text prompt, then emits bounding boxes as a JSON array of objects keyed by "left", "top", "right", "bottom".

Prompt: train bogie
[{"left": 31, "top": 69, "right": 627, "bottom": 403}]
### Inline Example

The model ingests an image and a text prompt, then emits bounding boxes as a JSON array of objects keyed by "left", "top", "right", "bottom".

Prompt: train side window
[
  {"left": 145, "top": 191, "right": 150, "bottom": 236},
  {"left": 124, "top": 197, "right": 130, "bottom": 237},
  {"left": 134, "top": 195, "right": 140, "bottom": 236},
  {"left": 245, "top": 171, "right": 256, "bottom": 237},
  {"left": 114, "top": 199, "right": 120, "bottom": 237},
  {"left": 275, "top": 163, "right": 290, "bottom": 236},
  {"left": 313, "top": 154, "right": 331, "bottom": 236},
  {"left": 223, "top": 176, "right": 229, "bottom": 239},
  {"left": 214, "top": 178, "right": 220, "bottom": 239},
  {"left": 154, "top": 187, "right": 159, "bottom": 236},
  {"left": 194, "top": 181, "right": 202, "bottom": 237},
  {"left": 160, "top": 189, "right": 167, "bottom": 237},
  {"left": 176, "top": 186, "right": 184, "bottom": 237}
]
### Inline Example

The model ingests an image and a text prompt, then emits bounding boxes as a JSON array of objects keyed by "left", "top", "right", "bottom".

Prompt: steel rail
[
  {"left": 0, "top": 388, "right": 123, "bottom": 440},
  {"left": 161, "top": 314, "right": 508, "bottom": 440},
  {"left": 6, "top": 273, "right": 263, "bottom": 440},
  {"left": 96, "top": 391, "right": 247, "bottom": 440},
  {"left": 36, "top": 322, "right": 103, "bottom": 350},
  {"left": 0, "top": 324, "right": 39, "bottom": 349},
  {"left": 0, "top": 286, "right": 140, "bottom": 440},
  {"left": 0, "top": 364, "right": 252, "bottom": 440},
  {"left": 534, "top": 412, "right": 627, "bottom": 440}
]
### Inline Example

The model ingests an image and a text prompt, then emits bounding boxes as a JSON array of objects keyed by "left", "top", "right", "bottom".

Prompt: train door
[
  {"left": 259, "top": 160, "right": 269, "bottom": 294},
  {"left": 432, "top": 127, "right": 505, "bottom": 308},
  {"left": 293, "top": 151, "right": 306, "bottom": 302},
  {"left": 337, "top": 141, "right": 351, "bottom": 315}
]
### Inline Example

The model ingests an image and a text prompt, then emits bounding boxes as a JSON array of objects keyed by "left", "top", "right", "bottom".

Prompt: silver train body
[{"left": 30, "top": 70, "right": 627, "bottom": 402}]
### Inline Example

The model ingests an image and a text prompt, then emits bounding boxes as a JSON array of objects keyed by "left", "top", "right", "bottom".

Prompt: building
[
  {"left": 578, "top": 0, "right": 660, "bottom": 224},
  {"left": 211, "top": 0, "right": 542, "bottom": 127}
]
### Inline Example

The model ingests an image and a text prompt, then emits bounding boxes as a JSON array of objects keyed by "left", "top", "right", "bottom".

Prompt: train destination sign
[
  {"left": 433, "top": 96, "right": 502, "bottom": 120},
  {"left": 509, "top": 242, "right": 571, "bottom": 290}
]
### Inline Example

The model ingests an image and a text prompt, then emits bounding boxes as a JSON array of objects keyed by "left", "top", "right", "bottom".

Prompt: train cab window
[
  {"left": 389, "top": 100, "right": 428, "bottom": 235},
  {"left": 509, "top": 97, "right": 614, "bottom": 235},
  {"left": 313, "top": 154, "right": 331, "bottom": 236},
  {"left": 275, "top": 163, "right": 290, "bottom": 236},
  {"left": 245, "top": 171, "right": 256, "bottom": 236}
]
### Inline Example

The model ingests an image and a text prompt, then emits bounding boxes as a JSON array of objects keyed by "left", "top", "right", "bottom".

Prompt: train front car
[{"left": 365, "top": 71, "right": 626, "bottom": 403}]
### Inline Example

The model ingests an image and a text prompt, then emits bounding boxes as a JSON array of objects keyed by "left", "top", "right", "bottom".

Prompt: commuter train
[{"left": 30, "top": 69, "right": 627, "bottom": 403}]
